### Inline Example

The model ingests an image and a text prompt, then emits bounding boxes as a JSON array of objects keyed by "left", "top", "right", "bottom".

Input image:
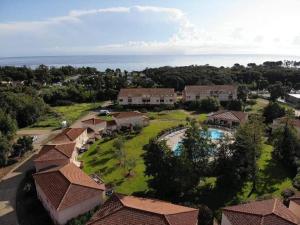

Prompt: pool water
[{"left": 172, "top": 128, "right": 225, "bottom": 154}]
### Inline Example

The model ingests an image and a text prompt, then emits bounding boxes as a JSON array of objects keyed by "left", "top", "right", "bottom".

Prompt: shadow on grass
[{"left": 254, "top": 156, "right": 294, "bottom": 196}]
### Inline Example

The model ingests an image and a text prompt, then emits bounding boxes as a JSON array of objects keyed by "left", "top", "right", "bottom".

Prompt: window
[
  {"left": 119, "top": 98, "right": 123, "bottom": 102},
  {"left": 128, "top": 98, "right": 132, "bottom": 103},
  {"left": 170, "top": 99, "right": 173, "bottom": 102},
  {"left": 196, "top": 95, "right": 200, "bottom": 100},
  {"left": 160, "top": 99, "right": 164, "bottom": 103}
]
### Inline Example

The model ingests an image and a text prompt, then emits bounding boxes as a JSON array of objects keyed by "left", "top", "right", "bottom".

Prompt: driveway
[{"left": 0, "top": 129, "right": 60, "bottom": 225}]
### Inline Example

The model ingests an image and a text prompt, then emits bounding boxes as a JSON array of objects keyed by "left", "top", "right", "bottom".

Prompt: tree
[
  {"left": 12, "top": 136, "right": 33, "bottom": 157},
  {"left": 268, "top": 82, "right": 285, "bottom": 101},
  {"left": 125, "top": 158, "right": 137, "bottom": 177},
  {"left": 144, "top": 139, "right": 181, "bottom": 200},
  {"left": 273, "top": 122, "right": 300, "bottom": 167},
  {"left": 200, "top": 97, "right": 220, "bottom": 112},
  {"left": 229, "top": 115, "right": 265, "bottom": 191},
  {"left": 0, "top": 110, "right": 17, "bottom": 139},
  {"left": 237, "top": 85, "right": 249, "bottom": 103},
  {"left": 113, "top": 137, "right": 126, "bottom": 166},
  {"left": 0, "top": 135, "right": 11, "bottom": 166},
  {"left": 263, "top": 102, "right": 286, "bottom": 123}
]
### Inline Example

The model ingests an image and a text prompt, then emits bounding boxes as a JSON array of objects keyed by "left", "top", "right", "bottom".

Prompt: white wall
[
  {"left": 35, "top": 181, "right": 104, "bottom": 225},
  {"left": 221, "top": 213, "right": 233, "bottom": 225},
  {"left": 118, "top": 95, "right": 176, "bottom": 105}
]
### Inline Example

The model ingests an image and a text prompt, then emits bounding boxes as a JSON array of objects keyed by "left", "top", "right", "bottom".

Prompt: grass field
[
  {"left": 234, "top": 143, "right": 293, "bottom": 203},
  {"left": 247, "top": 98, "right": 269, "bottom": 114},
  {"left": 80, "top": 111, "right": 188, "bottom": 195},
  {"left": 31, "top": 102, "right": 102, "bottom": 128}
]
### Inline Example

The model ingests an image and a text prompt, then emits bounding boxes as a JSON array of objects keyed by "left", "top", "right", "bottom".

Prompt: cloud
[{"left": 2, "top": 3, "right": 300, "bottom": 56}]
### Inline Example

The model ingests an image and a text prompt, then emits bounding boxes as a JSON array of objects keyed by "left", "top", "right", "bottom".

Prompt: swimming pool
[{"left": 172, "top": 128, "right": 225, "bottom": 154}]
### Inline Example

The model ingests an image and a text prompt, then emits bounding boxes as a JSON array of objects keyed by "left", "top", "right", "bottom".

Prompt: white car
[{"left": 99, "top": 109, "right": 110, "bottom": 116}]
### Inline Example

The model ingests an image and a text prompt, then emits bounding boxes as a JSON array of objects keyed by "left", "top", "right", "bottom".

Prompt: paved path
[{"left": 0, "top": 129, "right": 59, "bottom": 225}]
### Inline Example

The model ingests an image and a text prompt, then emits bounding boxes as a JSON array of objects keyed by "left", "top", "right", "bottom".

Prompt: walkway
[{"left": 0, "top": 129, "right": 60, "bottom": 225}]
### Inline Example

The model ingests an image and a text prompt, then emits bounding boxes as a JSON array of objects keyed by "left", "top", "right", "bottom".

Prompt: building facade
[
  {"left": 49, "top": 128, "right": 89, "bottom": 149},
  {"left": 183, "top": 85, "right": 237, "bottom": 102},
  {"left": 33, "top": 163, "right": 105, "bottom": 225},
  {"left": 118, "top": 88, "right": 176, "bottom": 105}
]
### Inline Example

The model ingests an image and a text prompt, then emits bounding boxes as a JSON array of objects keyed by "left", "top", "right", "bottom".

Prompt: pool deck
[{"left": 161, "top": 127, "right": 233, "bottom": 150}]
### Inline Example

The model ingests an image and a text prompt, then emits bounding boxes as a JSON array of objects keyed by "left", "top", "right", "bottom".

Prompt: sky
[{"left": 1, "top": 0, "right": 300, "bottom": 57}]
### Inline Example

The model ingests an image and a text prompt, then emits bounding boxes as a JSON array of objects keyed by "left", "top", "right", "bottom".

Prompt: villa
[
  {"left": 117, "top": 88, "right": 176, "bottom": 105},
  {"left": 221, "top": 198, "right": 300, "bottom": 225},
  {"left": 86, "top": 194, "right": 199, "bottom": 225},
  {"left": 183, "top": 85, "right": 237, "bottom": 102},
  {"left": 286, "top": 93, "right": 300, "bottom": 107},
  {"left": 112, "top": 111, "right": 150, "bottom": 128},
  {"left": 33, "top": 163, "right": 106, "bottom": 225},
  {"left": 81, "top": 117, "right": 107, "bottom": 137},
  {"left": 49, "top": 127, "right": 89, "bottom": 149},
  {"left": 34, "top": 143, "right": 78, "bottom": 171},
  {"left": 207, "top": 110, "right": 248, "bottom": 128}
]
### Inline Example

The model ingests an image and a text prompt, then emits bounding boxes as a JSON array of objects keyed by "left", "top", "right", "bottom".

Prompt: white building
[
  {"left": 183, "top": 85, "right": 237, "bottom": 102},
  {"left": 33, "top": 163, "right": 105, "bottom": 225},
  {"left": 117, "top": 88, "right": 176, "bottom": 105}
]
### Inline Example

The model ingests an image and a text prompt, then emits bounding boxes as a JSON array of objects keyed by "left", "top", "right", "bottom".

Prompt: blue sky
[{"left": 1, "top": 0, "right": 300, "bottom": 57}]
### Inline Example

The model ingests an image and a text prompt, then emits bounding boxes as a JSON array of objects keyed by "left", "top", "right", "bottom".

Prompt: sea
[{"left": 1, "top": 54, "right": 300, "bottom": 72}]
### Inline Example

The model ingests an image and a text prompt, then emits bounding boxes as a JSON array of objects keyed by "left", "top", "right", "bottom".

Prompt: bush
[
  {"left": 226, "top": 100, "right": 242, "bottom": 111},
  {"left": 200, "top": 97, "right": 220, "bottom": 112},
  {"left": 293, "top": 172, "right": 300, "bottom": 189}
]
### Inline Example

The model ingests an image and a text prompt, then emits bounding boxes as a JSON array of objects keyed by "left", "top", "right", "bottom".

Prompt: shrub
[
  {"left": 200, "top": 97, "right": 220, "bottom": 112},
  {"left": 293, "top": 172, "right": 300, "bottom": 189}
]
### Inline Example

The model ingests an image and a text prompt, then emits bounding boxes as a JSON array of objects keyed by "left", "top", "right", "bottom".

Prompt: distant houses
[
  {"left": 86, "top": 194, "right": 199, "bottom": 225},
  {"left": 117, "top": 88, "right": 176, "bottom": 105},
  {"left": 33, "top": 163, "right": 105, "bottom": 225},
  {"left": 183, "top": 85, "right": 237, "bottom": 102},
  {"left": 117, "top": 85, "right": 238, "bottom": 106}
]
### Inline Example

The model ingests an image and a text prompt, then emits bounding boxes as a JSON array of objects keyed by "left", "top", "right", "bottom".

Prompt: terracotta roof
[
  {"left": 289, "top": 193, "right": 300, "bottom": 206},
  {"left": 50, "top": 128, "right": 86, "bottom": 144},
  {"left": 82, "top": 118, "right": 106, "bottom": 125},
  {"left": 33, "top": 163, "right": 105, "bottom": 211},
  {"left": 106, "top": 120, "right": 117, "bottom": 126},
  {"left": 118, "top": 88, "right": 175, "bottom": 98},
  {"left": 184, "top": 85, "right": 237, "bottom": 93},
  {"left": 87, "top": 194, "right": 198, "bottom": 225},
  {"left": 223, "top": 199, "right": 300, "bottom": 225},
  {"left": 34, "top": 143, "right": 76, "bottom": 162},
  {"left": 276, "top": 117, "right": 300, "bottom": 128},
  {"left": 208, "top": 110, "right": 248, "bottom": 123},
  {"left": 112, "top": 111, "right": 145, "bottom": 119}
]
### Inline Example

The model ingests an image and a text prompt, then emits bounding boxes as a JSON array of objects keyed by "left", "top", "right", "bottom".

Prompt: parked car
[{"left": 99, "top": 109, "right": 110, "bottom": 116}]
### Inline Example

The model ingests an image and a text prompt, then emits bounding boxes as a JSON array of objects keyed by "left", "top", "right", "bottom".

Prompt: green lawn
[
  {"left": 147, "top": 110, "right": 190, "bottom": 121},
  {"left": 235, "top": 143, "right": 293, "bottom": 203},
  {"left": 247, "top": 98, "right": 269, "bottom": 114},
  {"left": 31, "top": 102, "right": 102, "bottom": 128},
  {"left": 80, "top": 118, "right": 184, "bottom": 195}
]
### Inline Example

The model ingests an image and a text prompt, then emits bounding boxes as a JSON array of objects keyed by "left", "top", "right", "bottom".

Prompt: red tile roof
[
  {"left": 50, "top": 128, "right": 86, "bottom": 144},
  {"left": 33, "top": 163, "right": 105, "bottom": 211},
  {"left": 34, "top": 143, "right": 76, "bottom": 162},
  {"left": 276, "top": 117, "right": 300, "bottom": 128},
  {"left": 87, "top": 194, "right": 198, "bottom": 225},
  {"left": 289, "top": 194, "right": 300, "bottom": 206},
  {"left": 112, "top": 111, "right": 145, "bottom": 119},
  {"left": 185, "top": 85, "right": 237, "bottom": 93},
  {"left": 208, "top": 111, "right": 248, "bottom": 123},
  {"left": 82, "top": 118, "right": 106, "bottom": 125},
  {"left": 223, "top": 199, "right": 299, "bottom": 225},
  {"left": 118, "top": 88, "right": 175, "bottom": 98}
]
